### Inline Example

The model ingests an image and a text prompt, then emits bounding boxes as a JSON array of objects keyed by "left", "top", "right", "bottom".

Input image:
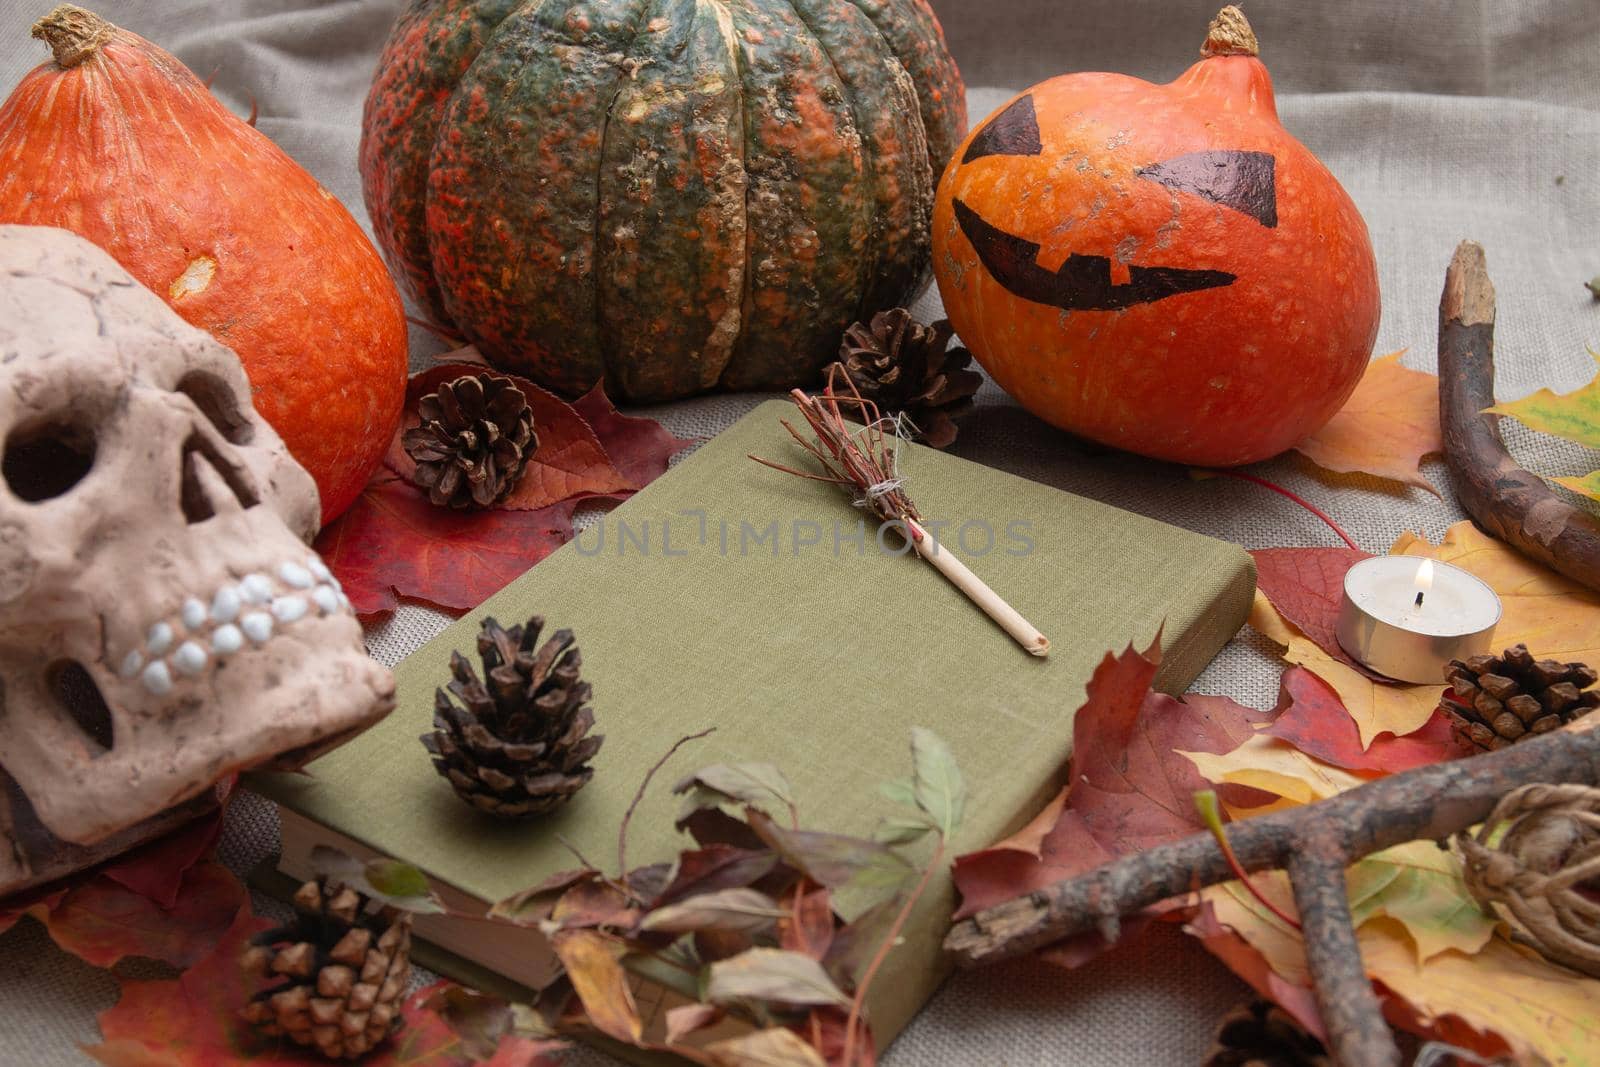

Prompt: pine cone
[
  {"left": 422, "top": 615, "right": 603, "bottom": 818},
  {"left": 1440, "top": 644, "right": 1599, "bottom": 752},
  {"left": 1204, "top": 1000, "right": 1332, "bottom": 1067},
  {"left": 239, "top": 878, "right": 413, "bottom": 1060},
  {"left": 836, "top": 309, "right": 982, "bottom": 449},
  {"left": 403, "top": 373, "right": 537, "bottom": 509}
]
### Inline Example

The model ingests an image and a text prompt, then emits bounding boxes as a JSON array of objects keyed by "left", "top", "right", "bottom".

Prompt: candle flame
[{"left": 1415, "top": 559, "right": 1435, "bottom": 594}]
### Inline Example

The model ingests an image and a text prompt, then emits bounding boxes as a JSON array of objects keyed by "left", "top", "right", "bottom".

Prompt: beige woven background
[{"left": 2, "top": 0, "right": 1599, "bottom": 1063}]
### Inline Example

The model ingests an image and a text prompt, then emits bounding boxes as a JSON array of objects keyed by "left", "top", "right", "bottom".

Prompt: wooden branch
[
  {"left": 1287, "top": 839, "right": 1397, "bottom": 1067},
  {"left": 1439, "top": 241, "right": 1600, "bottom": 593},
  {"left": 943, "top": 723, "right": 1600, "bottom": 1067}
]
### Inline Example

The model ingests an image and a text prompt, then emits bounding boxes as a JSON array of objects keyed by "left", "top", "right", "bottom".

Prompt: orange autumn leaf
[{"left": 1292, "top": 350, "right": 1442, "bottom": 494}]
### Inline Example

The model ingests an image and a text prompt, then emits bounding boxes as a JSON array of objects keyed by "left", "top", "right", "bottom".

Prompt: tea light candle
[{"left": 1335, "top": 557, "right": 1501, "bottom": 684}]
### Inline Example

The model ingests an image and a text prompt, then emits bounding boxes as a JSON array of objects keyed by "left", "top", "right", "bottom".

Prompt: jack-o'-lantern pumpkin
[{"left": 932, "top": 6, "right": 1380, "bottom": 467}]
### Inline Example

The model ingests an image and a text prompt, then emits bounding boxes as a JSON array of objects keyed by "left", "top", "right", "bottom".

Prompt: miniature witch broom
[{"left": 751, "top": 367, "right": 1048, "bottom": 657}]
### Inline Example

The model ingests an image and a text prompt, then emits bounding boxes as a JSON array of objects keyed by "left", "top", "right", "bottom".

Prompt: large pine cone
[
  {"left": 1204, "top": 1000, "right": 1332, "bottom": 1067},
  {"left": 422, "top": 615, "right": 603, "bottom": 818},
  {"left": 403, "top": 373, "right": 537, "bottom": 509},
  {"left": 836, "top": 309, "right": 982, "bottom": 449},
  {"left": 1440, "top": 644, "right": 1599, "bottom": 751},
  {"left": 240, "top": 879, "right": 412, "bottom": 1060}
]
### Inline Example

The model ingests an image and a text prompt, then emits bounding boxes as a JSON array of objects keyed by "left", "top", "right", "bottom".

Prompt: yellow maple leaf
[
  {"left": 1292, "top": 351, "right": 1442, "bottom": 495},
  {"left": 1253, "top": 520, "right": 1600, "bottom": 746},
  {"left": 1554, "top": 471, "right": 1600, "bottom": 503},
  {"left": 1184, "top": 741, "right": 1495, "bottom": 965},
  {"left": 1488, "top": 350, "right": 1600, "bottom": 452},
  {"left": 1182, "top": 735, "right": 1368, "bottom": 802},
  {"left": 1210, "top": 882, "right": 1600, "bottom": 1065}
]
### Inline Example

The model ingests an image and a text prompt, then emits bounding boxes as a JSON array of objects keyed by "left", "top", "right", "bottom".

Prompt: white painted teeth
[
  {"left": 127, "top": 556, "right": 350, "bottom": 697},
  {"left": 271, "top": 595, "right": 308, "bottom": 624},
  {"left": 210, "top": 586, "right": 240, "bottom": 624},
  {"left": 312, "top": 585, "right": 340, "bottom": 615},
  {"left": 173, "top": 640, "right": 208, "bottom": 675},
  {"left": 279, "top": 562, "right": 314, "bottom": 590},
  {"left": 146, "top": 621, "right": 174, "bottom": 655},
  {"left": 240, "top": 573, "right": 273, "bottom": 604},
  {"left": 211, "top": 624, "right": 244, "bottom": 654},
  {"left": 141, "top": 660, "right": 173, "bottom": 696},
  {"left": 241, "top": 612, "right": 274, "bottom": 645}
]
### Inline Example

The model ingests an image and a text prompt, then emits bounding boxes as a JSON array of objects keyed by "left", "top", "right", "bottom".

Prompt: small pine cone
[
  {"left": 403, "top": 373, "right": 537, "bottom": 509},
  {"left": 1439, "top": 644, "right": 1599, "bottom": 752},
  {"left": 422, "top": 615, "right": 603, "bottom": 818},
  {"left": 240, "top": 878, "right": 413, "bottom": 1061},
  {"left": 1204, "top": 1000, "right": 1332, "bottom": 1067},
  {"left": 836, "top": 309, "right": 982, "bottom": 449}
]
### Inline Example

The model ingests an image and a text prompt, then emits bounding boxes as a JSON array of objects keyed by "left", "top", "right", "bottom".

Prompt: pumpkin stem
[
  {"left": 32, "top": 5, "right": 114, "bottom": 69},
  {"left": 1200, "top": 5, "right": 1259, "bottom": 58}
]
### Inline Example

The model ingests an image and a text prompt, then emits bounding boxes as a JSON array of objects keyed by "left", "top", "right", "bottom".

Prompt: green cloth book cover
[{"left": 248, "top": 399, "right": 1255, "bottom": 1053}]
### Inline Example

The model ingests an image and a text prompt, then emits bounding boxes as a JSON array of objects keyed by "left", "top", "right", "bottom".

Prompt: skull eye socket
[
  {"left": 176, "top": 371, "right": 255, "bottom": 446},
  {"left": 2, "top": 418, "right": 96, "bottom": 502},
  {"left": 48, "top": 661, "right": 114, "bottom": 757}
]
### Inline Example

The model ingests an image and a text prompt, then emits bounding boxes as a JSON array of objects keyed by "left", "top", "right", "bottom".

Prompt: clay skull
[{"left": 0, "top": 225, "right": 395, "bottom": 897}]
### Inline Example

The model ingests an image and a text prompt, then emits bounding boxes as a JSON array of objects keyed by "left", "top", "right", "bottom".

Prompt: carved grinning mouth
[{"left": 955, "top": 92, "right": 1279, "bottom": 312}]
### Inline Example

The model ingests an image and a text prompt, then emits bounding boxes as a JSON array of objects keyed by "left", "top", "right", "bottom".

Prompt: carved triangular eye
[
  {"left": 1136, "top": 150, "right": 1278, "bottom": 227},
  {"left": 963, "top": 94, "right": 1042, "bottom": 163}
]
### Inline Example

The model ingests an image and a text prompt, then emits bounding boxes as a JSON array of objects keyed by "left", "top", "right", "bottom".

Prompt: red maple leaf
[
  {"left": 2, "top": 805, "right": 244, "bottom": 968},
  {"left": 571, "top": 384, "right": 695, "bottom": 494},
  {"left": 1264, "top": 667, "right": 1471, "bottom": 775},
  {"left": 315, "top": 477, "right": 577, "bottom": 617},
  {"left": 951, "top": 639, "right": 1275, "bottom": 941},
  {"left": 388, "top": 364, "right": 635, "bottom": 509},
  {"left": 1250, "top": 546, "right": 1393, "bottom": 681},
  {"left": 86, "top": 912, "right": 563, "bottom": 1066},
  {"left": 319, "top": 367, "right": 688, "bottom": 618}
]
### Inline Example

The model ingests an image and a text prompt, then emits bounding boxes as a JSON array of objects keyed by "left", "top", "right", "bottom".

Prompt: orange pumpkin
[
  {"left": 932, "top": 6, "right": 1379, "bottom": 467},
  {"left": 0, "top": 5, "right": 408, "bottom": 523}
]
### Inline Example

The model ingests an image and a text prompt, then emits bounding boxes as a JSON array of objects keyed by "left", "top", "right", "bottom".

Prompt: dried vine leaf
[
  {"left": 551, "top": 929, "right": 643, "bottom": 1045},
  {"left": 1292, "top": 351, "right": 1442, "bottom": 493},
  {"left": 705, "top": 948, "right": 851, "bottom": 1009},
  {"left": 704, "top": 1027, "right": 828, "bottom": 1067}
]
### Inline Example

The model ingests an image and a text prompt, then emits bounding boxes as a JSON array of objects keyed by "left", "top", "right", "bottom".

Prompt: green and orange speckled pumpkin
[{"left": 361, "top": 0, "right": 965, "bottom": 403}]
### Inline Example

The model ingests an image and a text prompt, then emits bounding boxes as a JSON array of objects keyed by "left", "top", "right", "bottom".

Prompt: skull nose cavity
[
  {"left": 47, "top": 661, "right": 115, "bottom": 756},
  {"left": 180, "top": 433, "right": 260, "bottom": 524}
]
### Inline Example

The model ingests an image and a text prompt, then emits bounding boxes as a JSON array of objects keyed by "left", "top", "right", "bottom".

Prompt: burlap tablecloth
[{"left": 1, "top": 1, "right": 1597, "bottom": 1062}]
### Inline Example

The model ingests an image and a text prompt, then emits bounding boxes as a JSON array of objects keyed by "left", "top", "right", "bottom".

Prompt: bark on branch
[
  {"left": 1439, "top": 240, "right": 1600, "bottom": 593},
  {"left": 943, "top": 723, "right": 1600, "bottom": 1066}
]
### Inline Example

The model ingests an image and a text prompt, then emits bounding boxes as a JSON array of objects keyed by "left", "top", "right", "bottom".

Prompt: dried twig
[
  {"left": 944, "top": 721, "right": 1600, "bottom": 1067},
  {"left": 616, "top": 728, "right": 716, "bottom": 903},
  {"left": 751, "top": 369, "right": 1049, "bottom": 657},
  {"left": 1439, "top": 241, "right": 1600, "bottom": 593}
]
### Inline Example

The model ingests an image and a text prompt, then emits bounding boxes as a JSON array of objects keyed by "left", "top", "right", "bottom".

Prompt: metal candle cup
[{"left": 1335, "top": 557, "right": 1502, "bottom": 684}]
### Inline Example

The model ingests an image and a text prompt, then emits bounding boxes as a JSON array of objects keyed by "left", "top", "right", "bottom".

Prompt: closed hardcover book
[{"left": 247, "top": 399, "right": 1255, "bottom": 1056}]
